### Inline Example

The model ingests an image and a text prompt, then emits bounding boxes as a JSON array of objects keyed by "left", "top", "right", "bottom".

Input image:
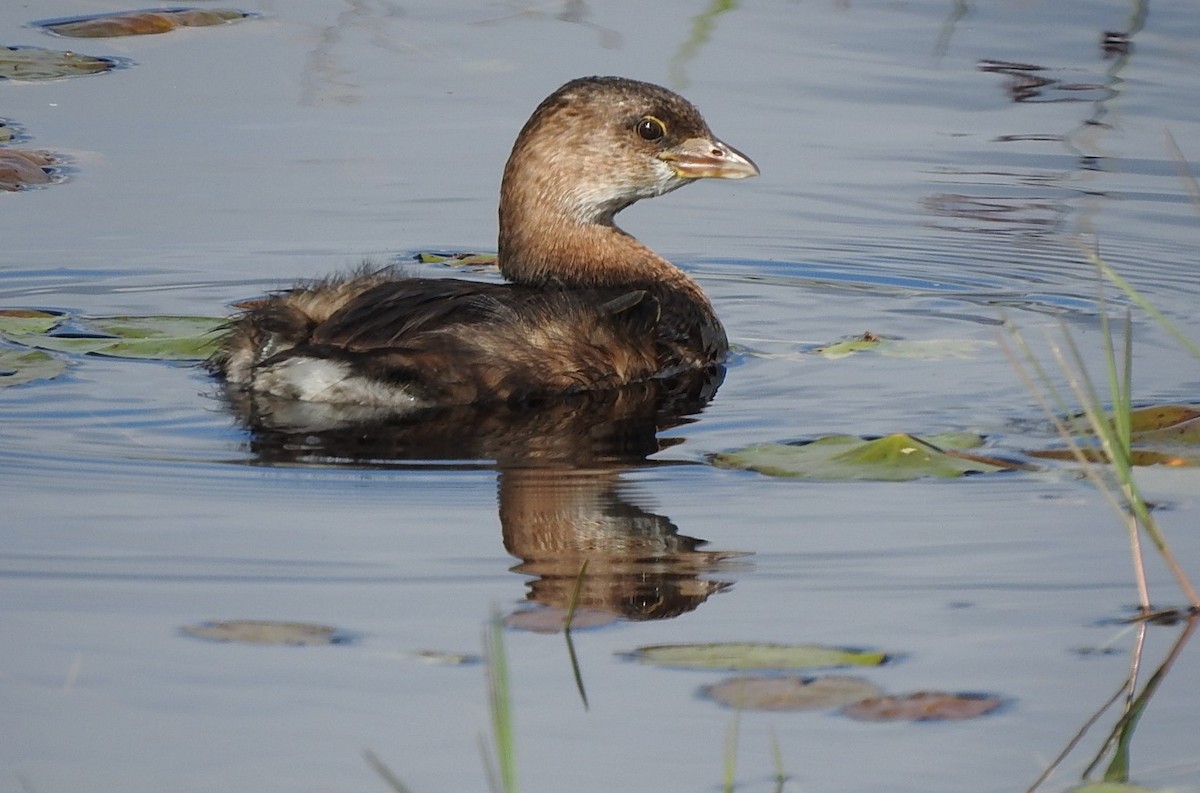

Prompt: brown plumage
[{"left": 207, "top": 76, "right": 758, "bottom": 411}]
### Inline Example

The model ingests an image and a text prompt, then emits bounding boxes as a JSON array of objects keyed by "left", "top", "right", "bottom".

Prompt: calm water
[{"left": 3, "top": 1, "right": 1199, "bottom": 791}]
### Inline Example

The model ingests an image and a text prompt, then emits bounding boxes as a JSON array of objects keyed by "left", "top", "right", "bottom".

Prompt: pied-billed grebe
[{"left": 208, "top": 76, "right": 758, "bottom": 409}]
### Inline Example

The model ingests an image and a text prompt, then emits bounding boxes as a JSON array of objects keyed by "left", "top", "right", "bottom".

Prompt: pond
[{"left": 2, "top": 1, "right": 1199, "bottom": 791}]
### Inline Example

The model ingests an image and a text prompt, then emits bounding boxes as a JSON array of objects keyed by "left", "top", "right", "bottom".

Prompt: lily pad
[
  {"left": 0, "top": 149, "right": 56, "bottom": 190},
  {"left": 181, "top": 620, "right": 352, "bottom": 646},
  {"left": 0, "top": 309, "right": 65, "bottom": 336},
  {"left": 0, "top": 46, "right": 118, "bottom": 81},
  {"left": 0, "top": 310, "right": 224, "bottom": 361},
  {"left": 814, "top": 332, "right": 982, "bottom": 360},
  {"left": 38, "top": 8, "right": 251, "bottom": 38},
  {"left": 0, "top": 348, "right": 68, "bottom": 388},
  {"left": 622, "top": 642, "right": 889, "bottom": 671},
  {"left": 1068, "top": 784, "right": 1160, "bottom": 793},
  {"left": 414, "top": 251, "right": 499, "bottom": 269},
  {"left": 1028, "top": 404, "right": 1200, "bottom": 467},
  {"left": 840, "top": 691, "right": 1004, "bottom": 722},
  {"left": 712, "top": 433, "right": 1022, "bottom": 481},
  {"left": 702, "top": 674, "right": 882, "bottom": 711}
]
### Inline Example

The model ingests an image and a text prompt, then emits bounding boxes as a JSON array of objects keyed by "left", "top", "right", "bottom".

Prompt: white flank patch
[{"left": 255, "top": 356, "right": 424, "bottom": 408}]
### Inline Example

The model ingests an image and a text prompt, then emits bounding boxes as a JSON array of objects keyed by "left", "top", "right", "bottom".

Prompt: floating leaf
[
  {"left": 181, "top": 620, "right": 351, "bottom": 646},
  {"left": 622, "top": 642, "right": 889, "bottom": 671},
  {"left": 1067, "top": 783, "right": 1159, "bottom": 793},
  {"left": 1063, "top": 404, "right": 1200, "bottom": 440},
  {"left": 840, "top": 691, "right": 1004, "bottom": 721},
  {"left": 0, "top": 311, "right": 224, "bottom": 361},
  {"left": 0, "top": 309, "right": 66, "bottom": 336},
  {"left": 1029, "top": 404, "right": 1200, "bottom": 467},
  {"left": 0, "top": 46, "right": 117, "bottom": 81},
  {"left": 414, "top": 251, "right": 499, "bottom": 269},
  {"left": 38, "top": 9, "right": 251, "bottom": 38},
  {"left": 0, "top": 348, "right": 68, "bottom": 388},
  {"left": 0, "top": 149, "right": 56, "bottom": 190},
  {"left": 702, "top": 675, "right": 882, "bottom": 711},
  {"left": 712, "top": 433, "right": 1022, "bottom": 481},
  {"left": 813, "top": 332, "right": 982, "bottom": 360}
]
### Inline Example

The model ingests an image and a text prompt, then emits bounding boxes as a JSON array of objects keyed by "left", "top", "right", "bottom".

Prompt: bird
[{"left": 207, "top": 76, "right": 758, "bottom": 414}]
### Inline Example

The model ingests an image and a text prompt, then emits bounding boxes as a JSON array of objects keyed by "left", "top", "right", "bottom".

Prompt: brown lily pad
[
  {"left": 181, "top": 620, "right": 352, "bottom": 646},
  {"left": 38, "top": 9, "right": 251, "bottom": 38},
  {"left": 1028, "top": 404, "right": 1200, "bottom": 467},
  {"left": 702, "top": 675, "right": 883, "bottom": 711},
  {"left": 0, "top": 149, "right": 57, "bottom": 191},
  {"left": 0, "top": 46, "right": 118, "bottom": 80},
  {"left": 840, "top": 691, "right": 1004, "bottom": 721}
]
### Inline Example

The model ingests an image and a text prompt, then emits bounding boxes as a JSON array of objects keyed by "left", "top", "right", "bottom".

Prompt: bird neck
[{"left": 497, "top": 202, "right": 712, "bottom": 312}]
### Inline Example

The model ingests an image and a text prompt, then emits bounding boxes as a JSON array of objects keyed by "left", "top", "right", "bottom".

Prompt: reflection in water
[
  {"left": 219, "top": 366, "right": 745, "bottom": 623},
  {"left": 928, "top": 3, "right": 1150, "bottom": 240},
  {"left": 1029, "top": 614, "right": 1198, "bottom": 792},
  {"left": 500, "top": 467, "right": 742, "bottom": 622}
]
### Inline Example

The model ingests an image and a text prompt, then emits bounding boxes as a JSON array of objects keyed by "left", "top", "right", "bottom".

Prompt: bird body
[{"left": 208, "top": 76, "right": 758, "bottom": 411}]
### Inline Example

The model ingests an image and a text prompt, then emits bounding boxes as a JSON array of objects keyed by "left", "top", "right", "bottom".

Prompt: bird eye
[{"left": 636, "top": 116, "right": 666, "bottom": 142}]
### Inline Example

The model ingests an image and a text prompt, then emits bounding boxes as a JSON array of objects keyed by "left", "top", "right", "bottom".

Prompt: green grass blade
[{"left": 485, "top": 611, "right": 518, "bottom": 793}]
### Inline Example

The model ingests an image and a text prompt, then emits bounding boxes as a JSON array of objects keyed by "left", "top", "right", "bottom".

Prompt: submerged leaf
[
  {"left": 39, "top": 9, "right": 250, "bottom": 38},
  {"left": 0, "top": 348, "right": 68, "bottom": 388},
  {"left": 702, "top": 675, "right": 882, "bottom": 711},
  {"left": 815, "top": 332, "right": 982, "bottom": 360},
  {"left": 840, "top": 691, "right": 1004, "bottom": 721},
  {"left": 181, "top": 620, "right": 351, "bottom": 646},
  {"left": 0, "top": 46, "right": 117, "bottom": 80},
  {"left": 815, "top": 331, "right": 885, "bottom": 358},
  {"left": 623, "top": 642, "right": 889, "bottom": 671},
  {"left": 712, "top": 433, "right": 1019, "bottom": 481}
]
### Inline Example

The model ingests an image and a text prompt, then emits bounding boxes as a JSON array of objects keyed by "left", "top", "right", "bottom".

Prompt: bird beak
[{"left": 659, "top": 137, "right": 760, "bottom": 180}]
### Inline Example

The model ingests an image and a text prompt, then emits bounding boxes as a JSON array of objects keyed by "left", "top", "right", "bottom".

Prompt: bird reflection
[{"left": 219, "top": 366, "right": 744, "bottom": 624}]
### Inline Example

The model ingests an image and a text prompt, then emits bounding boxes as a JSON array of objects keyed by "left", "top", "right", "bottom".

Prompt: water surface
[{"left": 3, "top": 2, "right": 1199, "bottom": 791}]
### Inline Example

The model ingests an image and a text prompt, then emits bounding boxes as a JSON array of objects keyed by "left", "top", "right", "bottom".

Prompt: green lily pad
[
  {"left": 622, "top": 642, "right": 889, "bottom": 671},
  {"left": 0, "top": 348, "right": 68, "bottom": 388},
  {"left": 39, "top": 9, "right": 251, "bottom": 38},
  {"left": 0, "top": 309, "right": 65, "bottom": 336},
  {"left": 0, "top": 46, "right": 118, "bottom": 81},
  {"left": 414, "top": 251, "right": 499, "bottom": 269},
  {"left": 702, "top": 674, "right": 883, "bottom": 711},
  {"left": 712, "top": 433, "right": 1021, "bottom": 481},
  {"left": 1068, "top": 784, "right": 1160, "bottom": 793},
  {"left": 0, "top": 311, "right": 224, "bottom": 361},
  {"left": 181, "top": 620, "right": 352, "bottom": 646},
  {"left": 840, "top": 691, "right": 1004, "bottom": 721}
]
